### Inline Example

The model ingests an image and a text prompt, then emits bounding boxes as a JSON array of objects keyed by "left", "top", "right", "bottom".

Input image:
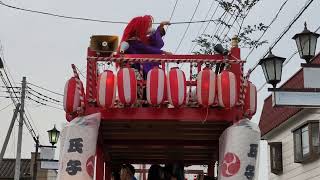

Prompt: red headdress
[{"left": 120, "top": 15, "right": 153, "bottom": 45}]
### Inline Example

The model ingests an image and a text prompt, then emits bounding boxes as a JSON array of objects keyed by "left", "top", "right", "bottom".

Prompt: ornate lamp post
[
  {"left": 47, "top": 125, "right": 60, "bottom": 146},
  {"left": 259, "top": 50, "right": 286, "bottom": 88},
  {"left": 292, "top": 22, "right": 319, "bottom": 63}
]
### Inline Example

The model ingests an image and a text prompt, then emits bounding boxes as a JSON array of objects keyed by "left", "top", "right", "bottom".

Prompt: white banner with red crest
[
  {"left": 57, "top": 113, "right": 101, "bottom": 180},
  {"left": 218, "top": 119, "right": 260, "bottom": 180}
]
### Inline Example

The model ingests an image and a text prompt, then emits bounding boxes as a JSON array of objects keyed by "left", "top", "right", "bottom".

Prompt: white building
[{"left": 259, "top": 53, "right": 320, "bottom": 180}]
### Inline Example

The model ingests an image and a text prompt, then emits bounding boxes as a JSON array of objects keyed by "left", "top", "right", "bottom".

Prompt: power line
[
  {"left": 209, "top": 9, "right": 228, "bottom": 45},
  {"left": 0, "top": 43, "right": 39, "bottom": 141},
  {"left": 218, "top": 9, "right": 239, "bottom": 43},
  {"left": 188, "top": 0, "right": 217, "bottom": 53},
  {"left": 220, "top": 15, "right": 240, "bottom": 43},
  {"left": 165, "top": 0, "right": 179, "bottom": 40},
  {"left": 208, "top": 0, "right": 237, "bottom": 45},
  {"left": 27, "top": 90, "right": 62, "bottom": 106},
  {"left": 27, "top": 82, "right": 63, "bottom": 96},
  {"left": 245, "top": 0, "right": 291, "bottom": 60},
  {"left": 219, "top": 0, "right": 258, "bottom": 44},
  {"left": 0, "top": 86, "right": 20, "bottom": 89},
  {"left": 0, "top": 102, "right": 13, "bottom": 112},
  {"left": 24, "top": 109, "right": 39, "bottom": 138},
  {"left": 174, "top": 0, "right": 201, "bottom": 53},
  {"left": 0, "top": 89, "right": 21, "bottom": 94},
  {"left": 0, "top": 0, "right": 218, "bottom": 25},
  {"left": 0, "top": 71, "right": 18, "bottom": 105},
  {"left": 169, "top": 0, "right": 179, "bottom": 21},
  {"left": 0, "top": 45, "right": 19, "bottom": 107},
  {"left": 0, "top": 46, "right": 34, "bottom": 140},
  {"left": 27, "top": 87, "right": 61, "bottom": 103},
  {"left": 201, "top": 3, "right": 220, "bottom": 35},
  {"left": 248, "top": 0, "right": 316, "bottom": 75},
  {"left": 27, "top": 96, "right": 64, "bottom": 111},
  {"left": 212, "top": 0, "right": 243, "bottom": 45},
  {"left": 0, "top": 95, "right": 20, "bottom": 98}
]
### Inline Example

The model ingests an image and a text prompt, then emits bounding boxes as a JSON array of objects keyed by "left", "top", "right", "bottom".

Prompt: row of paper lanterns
[{"left": 63, "top": 67, "right": 257, "bottom": 116}]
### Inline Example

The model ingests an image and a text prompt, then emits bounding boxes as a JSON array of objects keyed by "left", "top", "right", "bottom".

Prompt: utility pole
[
  {"left": 14, "top": 77, "right": 26, "bottom": 180},
  {"left": 0, "top": 103, "right": 21, "bottom": 164}
]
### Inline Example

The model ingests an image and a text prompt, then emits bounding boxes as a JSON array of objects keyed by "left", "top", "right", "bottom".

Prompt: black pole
[{"left": 33, "top": 136, "right": 39, "bottom": 180}]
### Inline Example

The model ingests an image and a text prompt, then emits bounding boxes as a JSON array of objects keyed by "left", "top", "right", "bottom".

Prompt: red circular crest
[
  {"left": 221, "top": 152, "right": 240, "bottom": 177},
  {"left": 86, "top": 155, "right": 95, "bottom": 178}
]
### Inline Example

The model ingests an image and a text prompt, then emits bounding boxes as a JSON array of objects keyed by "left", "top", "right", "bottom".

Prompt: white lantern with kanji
[
  {"left": 217, "top": 70, "right": 238, "bottom": 108},
  {"left": 218, "top": 119, "right": 260, "bottom": 180},
  {"left": 146, "top": 67, "right": 166, "bottom": 105},
  {"left": 197, "top": 68, "right": 216, "bottom": 107},
  {"left": 63, "top": 77, "right": 85, "bottom": 114},
  {"left": 244, "top": 80, "right": 257, "bottom": 116},
  {"left": 167, "top": 67, "right": 187, "bottom": 107},
  {"left": 57, "top": 113, "right": 101, "bottom": 180},
  {"left": 97, "top": 70, "right": 116, "bottom": 108},
  {"left": 117, "top": 68, "right": 137, "bottom": 105}
]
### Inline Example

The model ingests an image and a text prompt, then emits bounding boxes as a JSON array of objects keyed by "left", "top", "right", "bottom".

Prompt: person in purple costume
[{"left": 119, "top": 15, "right": 172, "bottom": 79}]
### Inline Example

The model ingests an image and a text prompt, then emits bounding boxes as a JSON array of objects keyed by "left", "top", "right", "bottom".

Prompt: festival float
[{"left": 58, "top": 35, "right": 260, "bottom": 180}]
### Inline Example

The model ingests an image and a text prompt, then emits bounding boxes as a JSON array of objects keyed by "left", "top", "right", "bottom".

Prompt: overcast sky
[{"left": 0, "top": 0, "right": 320, "bottom": 179}]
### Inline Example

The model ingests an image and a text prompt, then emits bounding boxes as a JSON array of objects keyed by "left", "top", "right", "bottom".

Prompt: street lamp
[
  {"left": 292, "top": 22, "right": 319, "bottom": 63},
  {"left": 47, "top": 125, "right": 60, "bottom": 146},
  {"left": 259, "top": 49, "right": 286, "bottom": 88},
  {"left": 33, "top": 126, "right": 60, "bottom": 180}
]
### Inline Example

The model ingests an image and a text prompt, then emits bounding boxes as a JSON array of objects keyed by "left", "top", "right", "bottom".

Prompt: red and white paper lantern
[
  {"left": 97, "top": 70, "right": 116, "bottom": 108},
  {"left": 117, "top": 68, "right": 137, "bottom": 105},
  {"left": 167, "top": 67, "right": 187, "bottom": 107},
  {"left": 63, "top": 77, "right": 84, "bottom": 114},
  {"left": 197, "top": 68, "right": 216, "bottom": 107},
  {"left": 147, "top": 67, "right": 166, "bottom": 105},
  {"left": 244, "top": 80, "right": 257, "bottom": 116},
  {"left": 217, "top": 70, "right": 238, "bottom": 108}
]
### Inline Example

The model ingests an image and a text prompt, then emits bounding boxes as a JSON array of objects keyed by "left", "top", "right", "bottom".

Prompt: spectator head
[
  {"left": 148, "top": 164, "right": 164, "bottom": 180},
  {"left": 112, "top": 171, "right": 120, "bottom": 180},
  {"left": 120, "top": 164, "right": 135, "bottom": 180}
]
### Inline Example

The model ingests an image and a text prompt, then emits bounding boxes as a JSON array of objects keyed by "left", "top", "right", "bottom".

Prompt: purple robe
[{"left": 125, "top": 26, "right": 164, "bottom": 75}]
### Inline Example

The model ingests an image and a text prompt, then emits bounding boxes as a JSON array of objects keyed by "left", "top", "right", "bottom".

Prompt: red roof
[{"left": 259, "top": 52, "right": 320, "bottom": 136}]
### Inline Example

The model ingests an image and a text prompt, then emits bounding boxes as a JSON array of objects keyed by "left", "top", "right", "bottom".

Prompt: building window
[
  {"left": 292, "top": 120, "right": 319, "bottom": 163},
  {"left": 269, "top": 142, "right": 283, "bottom": 174}
]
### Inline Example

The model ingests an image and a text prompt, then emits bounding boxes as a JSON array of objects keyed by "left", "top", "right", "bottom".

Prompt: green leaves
[{"left": 193, "top": 0, "right": 268, "bottom": 54}]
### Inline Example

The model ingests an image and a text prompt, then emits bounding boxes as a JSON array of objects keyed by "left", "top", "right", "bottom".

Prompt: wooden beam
[
  {"left": 103, "top": 139, "right": 218, "bottom": 146},
  {"left": 86, "top": 107, "right": 242, "bottom": 122}
]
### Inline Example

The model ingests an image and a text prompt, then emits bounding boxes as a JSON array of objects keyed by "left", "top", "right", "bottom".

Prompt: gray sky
[{"left": 0, "top": 0, "right": 320, "bottom": 179}]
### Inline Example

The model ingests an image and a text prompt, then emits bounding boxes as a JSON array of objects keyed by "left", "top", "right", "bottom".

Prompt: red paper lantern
[
  {"left": 217, "top": 70, "right": 238, "bottom": 108},
  {"left": 167, "top": 67, "right": 187, "bottom": 107},
  {"left": 146, "top": 67, "right": 166, "bottom": 105},
  {"left": 63, "top": 77, "right": 85, "bottom": 114},
  {"left": 244, "top": 80, "right": 257, "bottom": 116},
  {"left": 197, "top": 68, "right": 216, "bottom": 107},
  {"left": 117, "top": 68, "right": 137, "bottom": 105},
  {"left": 97, "top": 70, "right": 116, "bottom": 108}
]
